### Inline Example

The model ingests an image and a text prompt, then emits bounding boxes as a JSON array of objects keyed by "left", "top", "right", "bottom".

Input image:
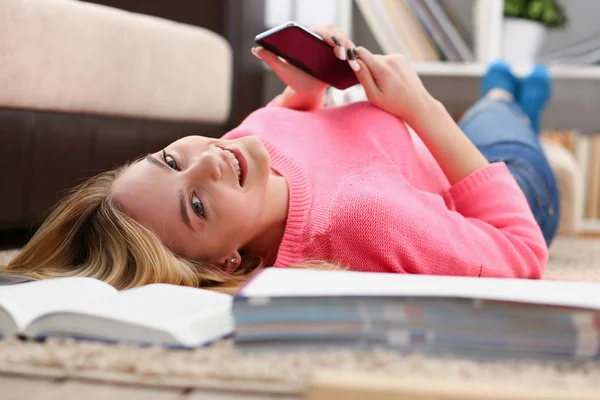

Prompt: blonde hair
[
  {"left": 2, "top": 162, "right": 342, "bottom": 293},
  {"left": 1, "top": 163, "right": 263, "bottom": 294}
]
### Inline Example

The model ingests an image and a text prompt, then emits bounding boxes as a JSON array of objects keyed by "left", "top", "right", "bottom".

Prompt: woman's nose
[{"left": 184, "top": 149, "right": 222, "bottom": 182}]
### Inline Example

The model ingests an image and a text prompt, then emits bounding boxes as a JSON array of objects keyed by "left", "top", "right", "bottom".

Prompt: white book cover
[{"left": 239, "top": 268, "right": 600, "bottom": 311}]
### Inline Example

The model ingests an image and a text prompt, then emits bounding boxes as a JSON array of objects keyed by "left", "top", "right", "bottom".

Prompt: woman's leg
[{"left": 457, "top": 62, "right": 560, "bottom": 245}]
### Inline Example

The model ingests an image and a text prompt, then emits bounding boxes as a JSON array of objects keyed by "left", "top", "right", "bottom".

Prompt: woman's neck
[{"left": 244, "top": 170, "right": 289, "bottom": 265}]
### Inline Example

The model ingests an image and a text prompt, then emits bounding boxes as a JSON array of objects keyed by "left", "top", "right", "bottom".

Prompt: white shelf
[
  {"left": 412, "top": 62, "right": 600, "bottom": 80},
  {"left": 546, "top": 64, "right": 600, "bottom": 80},
  {"left": 262, "top": 60, "right": 600, "bottom": 80}
]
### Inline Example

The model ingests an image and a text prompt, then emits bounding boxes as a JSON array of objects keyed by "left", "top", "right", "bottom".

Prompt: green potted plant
[{"left": 502, "top": 0, "right": 568, "bottom": 66}]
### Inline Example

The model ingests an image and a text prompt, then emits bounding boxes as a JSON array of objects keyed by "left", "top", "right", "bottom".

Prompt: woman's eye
[
  {"left": 191, "top": 194, "right": 205, "bottom": 218},
  {"left": 162, "top": 150, "right": 178, "bottom": 170}
]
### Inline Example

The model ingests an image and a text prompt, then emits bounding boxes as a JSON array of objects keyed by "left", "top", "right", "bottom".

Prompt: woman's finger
[
  {"left": 310, "top": 25, "right": 355, "bottom": 61},
  {"left": 309, "top": 26, "right": 337, "bottom": 47},
  {"left": 355, "top": 46, "right": 386, "bottom": 79},
  {"left": 252, "top": 46, "right": 304, "bottom": 78},
  {"left": 347, "top": 48, "right": 360, "bottom": 72},
  {"left": 325, "top": 25, "right": 356, "bottom": 48},
  {"left": 251, "top": 47, "right": 296, "bottom": 81},
  {"left": 251, "top": 46, "right": 288, "bottom": 72},
  {"left": 330, "top": 35, "right": 347, "bottom": 60},
  {"left": 353, "top": 57, "right": 381, "bottom": 96},
  {"left": 251, "top": 46, "right": 319, "bottom": 90},
  {"left": 309, "top": 26, "right": 345, "bottom": 60}
]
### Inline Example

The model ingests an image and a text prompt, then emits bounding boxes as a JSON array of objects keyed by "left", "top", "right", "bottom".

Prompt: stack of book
[
  {"left": 354, "top": 0, "right": 479, "bottom": 62},
  {"left": 234, "top": 269, "right": 600, "bottom": 360},
  {"left": 542, "top": 130, "right": 600, "bottom": 224}
]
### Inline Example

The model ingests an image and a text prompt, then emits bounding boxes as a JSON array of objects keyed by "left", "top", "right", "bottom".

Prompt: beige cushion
[{"left": 0, "top": 0, "right": 232, "bottom": 123}]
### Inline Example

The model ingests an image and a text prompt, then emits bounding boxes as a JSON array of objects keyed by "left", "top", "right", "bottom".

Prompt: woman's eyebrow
[
  {"left": 145, "top": 154, "right": 170, "bottom": 172},
  {"left": 179, "top": 189, "right": 193, "bottom": 231},
  {"left": 146, "top": 154, "right": 193, "bottom": 231}
]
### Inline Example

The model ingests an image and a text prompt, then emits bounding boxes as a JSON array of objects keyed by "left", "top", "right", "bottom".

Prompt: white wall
[
  {"left": 262, "top": 0, "right": 354, "bottom": 104},
  {"left": 265, "top": 0, "right": 352, "bottom": 36},
  {"left": 541, "top": 0, "right": 600, "bottom": 56}
]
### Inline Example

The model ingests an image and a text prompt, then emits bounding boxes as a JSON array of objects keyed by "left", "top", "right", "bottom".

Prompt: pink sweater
[{"left": 223, "top": 101, "right": 548, "bottom": 278}]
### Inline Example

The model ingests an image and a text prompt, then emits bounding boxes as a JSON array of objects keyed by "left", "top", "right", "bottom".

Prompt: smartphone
[{"left": 255, "top": 22, "right": 359, "bottom": 90}]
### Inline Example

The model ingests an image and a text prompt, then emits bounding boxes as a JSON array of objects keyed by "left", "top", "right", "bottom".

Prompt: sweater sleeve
[{"left": 330, "top": 163, "right": 548, "bottom": 279}]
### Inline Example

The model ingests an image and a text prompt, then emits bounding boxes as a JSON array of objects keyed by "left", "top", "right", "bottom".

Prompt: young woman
[{"left": 2, "top": 26, "right": 559, "bottom": 292}]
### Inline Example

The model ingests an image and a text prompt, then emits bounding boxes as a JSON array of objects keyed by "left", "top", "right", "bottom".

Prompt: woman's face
[{"left": 112, "top": 135, "right": 272, "bottom": 268}]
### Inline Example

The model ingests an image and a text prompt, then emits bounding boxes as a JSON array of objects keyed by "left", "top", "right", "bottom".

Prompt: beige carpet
[{"left": 1, "top": 236, "right": 600, "bottom": 392}]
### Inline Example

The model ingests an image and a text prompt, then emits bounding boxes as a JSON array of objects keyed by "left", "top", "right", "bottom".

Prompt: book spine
[
  {"left": 378, "top": 0, "right": 422, "bottom": 59},
  {"left": 355, "top": 0, "right": 408, "bottom": 56},
  {"left": 408, "top": 0, "right": 460, "bottom": 62},
  {"left": 392, "top": 0, "right": 440, "bottom": 61},
  {"left": 423, "top": 0, "right": 474, "bottom": 61}
]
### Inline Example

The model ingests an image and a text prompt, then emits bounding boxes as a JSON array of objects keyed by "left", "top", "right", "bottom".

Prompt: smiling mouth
[{"left": 222, "top": 148, "right": 247, "bottom": 186}]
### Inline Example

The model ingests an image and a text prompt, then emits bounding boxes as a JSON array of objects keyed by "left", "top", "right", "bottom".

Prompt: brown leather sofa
[{"left": 0, "top": 0, "right": 265, "bottom": 240}]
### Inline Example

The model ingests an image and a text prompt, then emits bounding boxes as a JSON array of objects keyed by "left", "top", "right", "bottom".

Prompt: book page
[
  {"left": 239, "top": 269, "right": 600, "bottom": 310},
  {"left": 68, "top": 284, "right": 232, "bottom": 330},
  {"left": 0, "top": 277, "right": 116, "bottom": 331}
]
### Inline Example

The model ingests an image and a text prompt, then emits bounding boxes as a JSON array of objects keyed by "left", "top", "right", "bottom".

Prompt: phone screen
[{"left": 256, "top": 25, "right": 359, "bottom": 90}]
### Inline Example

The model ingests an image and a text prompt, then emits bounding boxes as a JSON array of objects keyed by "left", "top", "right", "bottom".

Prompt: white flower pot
[{"left": 502, "top": 18, "right": 547, "bottom": 69}]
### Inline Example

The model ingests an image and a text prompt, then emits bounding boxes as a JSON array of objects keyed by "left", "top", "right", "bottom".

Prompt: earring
[{"left": 230, "top": 258, "right": 239, "bottom": 265}]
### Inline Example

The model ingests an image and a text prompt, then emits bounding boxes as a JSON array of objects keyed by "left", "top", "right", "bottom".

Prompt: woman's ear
[{"left": 218, "top": 250, "right": 242, "bottom": 274}]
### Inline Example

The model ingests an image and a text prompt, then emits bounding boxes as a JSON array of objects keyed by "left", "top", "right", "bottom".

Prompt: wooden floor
[
  {"left": 5, "top": 370, "right": 600, "bottom": 400},
  {"left": 0, "top": 373, "right": 299, "bottom": 400}
]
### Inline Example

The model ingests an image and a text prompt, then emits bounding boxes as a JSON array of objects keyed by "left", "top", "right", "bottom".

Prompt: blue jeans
[{"left": 457, "top": 97, "right": 560, "bottom": 245}]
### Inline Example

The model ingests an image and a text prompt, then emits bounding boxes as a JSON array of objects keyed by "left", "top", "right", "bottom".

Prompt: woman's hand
[
  {"left": 252, "top": 24, "right": 359, "bottom": 111},
  {"left": 352, "top": 47, "right": 436, "bottom": 128},
  {"left": 252, "top": 46, "right": 329, "bottom": 97},
  {"left": 354, "top": 47, "right": 489, "bottom": 184}
]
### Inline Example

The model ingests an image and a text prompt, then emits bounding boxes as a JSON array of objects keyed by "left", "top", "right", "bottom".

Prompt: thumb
[
  {"left": 353, "top": 47, "right": 381, "bottom": 95},
  {"left": 353, "top": 59, "right": 379, "bottom": 94},
  {"left": 355, "top": 47, "right": 385, "bottom": 76},
  {"left": 251, "top": 46, "right": 289, "bottom": 73}
]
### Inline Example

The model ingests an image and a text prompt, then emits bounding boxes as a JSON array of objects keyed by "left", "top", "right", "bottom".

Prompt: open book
[{"left": 0, "top": 277, "right": 233, "bottom": 348}]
